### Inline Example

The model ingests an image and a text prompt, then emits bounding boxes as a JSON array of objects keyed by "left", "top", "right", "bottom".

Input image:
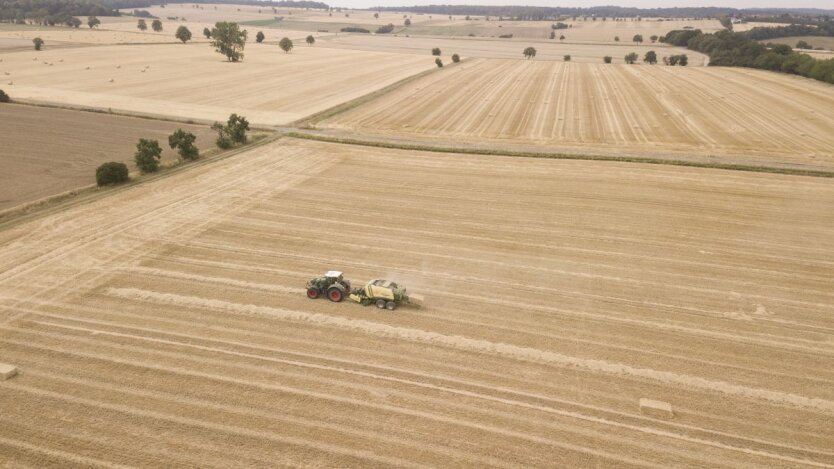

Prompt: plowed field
[
  {"left": 320, "top": 59, "right": 834, "bottom": 167},
  {"left": 0, "top": 104, "right": 213, "bottom": 211},
  {"left": 1, "top": 138, "right": 833, "bottom": 467}
]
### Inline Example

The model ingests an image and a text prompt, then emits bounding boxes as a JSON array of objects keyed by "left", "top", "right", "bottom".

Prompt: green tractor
[{"left": 306, "top": 271, "right": 352, "bottom": 302}]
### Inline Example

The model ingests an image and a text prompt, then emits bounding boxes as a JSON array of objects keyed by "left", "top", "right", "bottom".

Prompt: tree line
[
  {"left": 742, "top": 20, "right": 834, "bottom": 40},
  {"left": 662, "top": 29, "right": 834, "bottom": 84},
  {"left": 373, "top": 5, "right": 834, "bottom": 21},
  {"left": 0, "top": 0, "right": 116, "bottom": 24}
]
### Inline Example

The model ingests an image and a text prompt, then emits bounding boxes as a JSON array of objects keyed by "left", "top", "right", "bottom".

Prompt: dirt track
[
  {"left": 1, "top": 137, "right": 832, "bottom": 467},
  {"left": 0, "top": 104, "right": 214, "bottom": 211},
  {"left": 320, "top": 58, "right": 834, "bottom": 167}
]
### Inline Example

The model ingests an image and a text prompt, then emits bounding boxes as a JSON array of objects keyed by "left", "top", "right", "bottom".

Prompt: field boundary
[
  {"left": 293, "top": 61, "right": 459, "bottom": 128},
  {"left": 284, "top": 131, "right": 834, "bottom": 178}
]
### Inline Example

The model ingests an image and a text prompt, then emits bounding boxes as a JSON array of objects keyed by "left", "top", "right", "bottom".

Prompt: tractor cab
[{"left": 306, "top": 271, "right": 351, "bottom": 302}]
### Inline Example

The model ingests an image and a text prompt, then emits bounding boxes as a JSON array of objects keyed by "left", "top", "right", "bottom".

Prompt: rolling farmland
[
  {"left": 320, "top": 58, "right": 834, "bottom": 168},
  {"left": 0, "top": 138, "right": 833, "bottom": 466},
  {"left": 0, "top": 104, "right": 214, "bottom": 211},
  {"left": 319, "top": 33, "right": 707, "bottom": 64},
  {"left": 0, "top": 43, "right": 432, "bottom": 125}
]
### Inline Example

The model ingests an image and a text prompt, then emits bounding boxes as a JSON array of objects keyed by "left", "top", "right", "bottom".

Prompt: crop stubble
[
  {"left": 320, "top": 58, "right": 834, "bottom": 168},
  {"left": 0, "top": 138, "right": 832, "bottom": 467}
]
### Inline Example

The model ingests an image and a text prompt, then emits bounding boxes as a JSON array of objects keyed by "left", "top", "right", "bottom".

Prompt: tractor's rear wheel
[
  {"left": 375, "top": 299, "right": 386, "bottom": 309},
  {"left": 327, "top": 286, "right": 345, "bottom": 302},
  {"left": 386, "top": 301, "right": 396, "bottom": 310},
  {"left": 306, "top": 287, "right": 320, "bottom": 299}
]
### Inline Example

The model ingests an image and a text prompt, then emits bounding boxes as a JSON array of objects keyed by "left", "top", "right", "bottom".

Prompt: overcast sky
[{"left": 330, "top": 1, "right": 832, "bottom": 10}]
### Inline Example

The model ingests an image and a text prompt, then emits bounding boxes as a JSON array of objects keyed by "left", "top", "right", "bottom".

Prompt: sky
[{"left": 329, "top": 0, "right": 833, "bottom": 10}]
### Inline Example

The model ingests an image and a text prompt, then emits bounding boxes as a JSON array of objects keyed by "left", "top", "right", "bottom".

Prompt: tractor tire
[
  {"left": 375, "top": 299, "right": 386, "bottom": 309},
  {"left": 326, "top": 285, "right": 345, "bottom": 302},
  {"left": 306, "top": 287, "right": 320, "bottom": 299},
  {"left": 386, "top": 301, "right": 396, "bottom": 311}
]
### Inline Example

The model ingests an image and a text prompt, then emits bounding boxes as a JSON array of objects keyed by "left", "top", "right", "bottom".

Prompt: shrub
[
  {"left": 603, "top": 56, "right": 612, "bottom": 63},
  {"left": 435, "top": 58, "right": 443, "bottom": 67},
  {"left": 306, "top": 35, "right": 315, "bottom": 45},
  {"left": 376, "top": 23, "right": 394, "bottom": 34},
  {"left": 796, "top": 40, "right": 812, "bottom": 50},
  {"left": 212, "top": 113, "right": 249, "bottom": 148},
  {"left": 549, "top": 31, "right": 555, "bottom": 39},
  {"left": 340, "top": 27, "right": 370, "bottom": 33},
  {"left": 88, "top": 16, "right": 100, "bottom": 29},
  {"left": 624, "top": 52, "right": 639, "bottom": 64},
  {"left": 559, "top": 34, "right": 565, "bottom": 41},
  {"left": 563, "top": 55, "right": 571, "bottom": 61},
  {"left": 134, "top": 138, "right": 162, "bottom": 173},
  {"left": 168, "top": 129, "right": 199, "bottom": 160},
  {"left": 175, "top": 26, "right": 191, "bottom": 43},
  {"left": 152, "top": 19, "right": 162, "bottom": 32},
  {"left": 256, "top": 31, "right": 265, "bottom": 43},
  {"left": 451, "top": 53, "right": 460, "bottom": 63},
  {"left": 404, "top": 18, "right": 411, "bottom": 26},
  {"left": 614, "top": 36, "right": 619, "bottom": 42},
  {"left": 644, "top": 50, "right": 657, "bottom": 64},
  {"left": 96, "top": 162, "right": 129, "bottom": 186},
  {"left": 431, "top": 47, "right": 441, "bottom": 56},
  {"left": 33, "top": 37, "right": 44, "bottom": 50},
  {"left": 498, "top": 33, "right": 513, "bottom": 38},
  {"left": 203, "top": 27, "right": 211, "bottom": 38},
  {"left": 0, "top": 89, "right": 8, "bottom": 103},
  {"left": 279, "top": 37, "right": 293, "bottom": 53},
  {"left": 523, "top": 47, "right": 536, "bottom": 59},
  {"left": 137, "top": 19, "right": 147, "bottom": 31}
]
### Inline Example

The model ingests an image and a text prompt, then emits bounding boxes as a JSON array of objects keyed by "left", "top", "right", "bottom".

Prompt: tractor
[
  {"left": 349, "top": 279, "right": 423, "bottom": 310},
  {"left": 306, "top": 271, "right": 352, "bottom": 302}
]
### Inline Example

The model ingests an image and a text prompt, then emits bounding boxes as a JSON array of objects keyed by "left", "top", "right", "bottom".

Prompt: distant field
[
  {"left": 403, "top": 18, "right": 724, "bottom": 42},
  {"left": 762, "top": 36, "right": 834, "bottom": 51},
  {"left": 320, "top": 59, "right": 834, "bottom": 166},
  {"left": 0, "top": 104, "right": 213, "bottom": 211},
  {"left": 0, "top": 43, "right": 432, "bottom": 125},
  {"left": 732, "top": 22, "right": 792, "bottom": 32},
  {"left": 318, "top": 34, "right": 706, "bottom": 64}
]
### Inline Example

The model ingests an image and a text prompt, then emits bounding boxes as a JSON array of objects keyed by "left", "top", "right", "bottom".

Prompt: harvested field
[
  {"left": 319, "top": 59, "right": 834, "bottom": 168},
  {"left": 318, "top": 33, "right": 706, "bottom": 64},
  {"left": 732, "top": 22, "right": 793, "bottom": 32},
  {"left": 0, "top": 43, "right": 432, "bottom": 125},
  {"left": 0, "top": 104, "right": 214, "bottom": 211},
  {"left": 403, "top": 18, "right": 724, "bottom": 41},
  {"left": 761, "top": 36, "right": 834, "bottom": 51},
  {"left": 0, "top": 137, "right": 833, "bottom": 466}
]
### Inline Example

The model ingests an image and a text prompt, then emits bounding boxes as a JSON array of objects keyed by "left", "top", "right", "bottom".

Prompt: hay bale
[
  {"left": 0, "top": 363, "right": 17, "bottom": 380},
  {"left": 639, "top": 398, "right": 674, "bottom": 419}
]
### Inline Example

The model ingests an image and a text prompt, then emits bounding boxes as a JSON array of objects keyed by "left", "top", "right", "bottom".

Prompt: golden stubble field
[
  {"left": 0, "top": 42, "right": 433, "bottom": 125},
  {"left": 319, "top": 58, "right": 834, "bottom": 168},
  {"left": 403, "top": 17, "right": 725, "bottom": 41},
  {"left": 0, "top": 138, "right": 832, "bottom": 467}
]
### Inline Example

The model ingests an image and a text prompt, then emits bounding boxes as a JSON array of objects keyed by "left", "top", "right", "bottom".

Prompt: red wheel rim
[
  {"left": 329, "top": 290, "right": 341, "bottom": 301},
  {"left": 307, "top": 289, "right": 317, "bottom": 298}
]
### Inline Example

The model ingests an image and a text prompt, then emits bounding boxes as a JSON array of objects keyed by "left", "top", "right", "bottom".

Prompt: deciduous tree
[{"left": 211, "top": 22, "right": 247, "bottom": 62}]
